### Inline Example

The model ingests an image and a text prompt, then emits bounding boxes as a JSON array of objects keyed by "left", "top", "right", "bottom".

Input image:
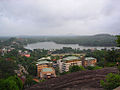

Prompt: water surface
[{"left": 25, "top": 42, "right": 119, "bottom": 50}]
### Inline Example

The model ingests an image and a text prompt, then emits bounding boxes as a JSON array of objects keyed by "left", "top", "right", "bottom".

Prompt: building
[
  {"left": 19, "top": 50, "right": 31, "bottom": 57},
  {"left": 57, "top": 56, "right": 82, "bottom": 73},
  {"left": 40, "top": 67, "right": 56, "bottom": 79},
  {"left": 83, "top": 57, "right": 97, "bottom": 67},
  {"left": 38, "top": 56, "right": 51, "bottom": 61},
  {"left": 36, "top": 60, "right": 56, "bottom": 78}
]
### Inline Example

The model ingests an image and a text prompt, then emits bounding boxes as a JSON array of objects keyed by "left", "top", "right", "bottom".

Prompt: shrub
[
  {"left": 69, "top": 65, "right": 85, "bottom": 72},
  {"left": 100, "top": 73, "right": 120, "bottom": 90},
  {"left": 60, "top": 71, "right": 70, "bottom": 75},
  {"left": 104, "top": 62, "right": 116, "bottom": 67},
  {"left": 94, "top": 66, "right": 102, "bottom": 70},
  {"left": 86, "top": 66, "right": 95, "bottom": 70},
  {"left": 86, "top": 66, "right": 102, "bottom": 70}
]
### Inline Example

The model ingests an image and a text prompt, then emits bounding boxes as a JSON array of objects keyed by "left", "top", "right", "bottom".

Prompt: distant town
[{"left": 0, "top": 35, "right": 120, "bottom": 90}]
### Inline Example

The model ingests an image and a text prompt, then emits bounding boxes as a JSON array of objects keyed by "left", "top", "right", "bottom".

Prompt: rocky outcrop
[{"left": 27, "top": 67, "right": 118, "bottom": 90}]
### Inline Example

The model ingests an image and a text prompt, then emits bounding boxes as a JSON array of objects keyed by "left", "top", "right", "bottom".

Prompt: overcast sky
[{"left": 0, "top": 0, "right": 120, "bottom": 36}]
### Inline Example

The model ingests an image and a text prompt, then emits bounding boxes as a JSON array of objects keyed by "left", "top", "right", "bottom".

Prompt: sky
[{"left": 0, "top": 0, "right": 120, "bottom": 36}]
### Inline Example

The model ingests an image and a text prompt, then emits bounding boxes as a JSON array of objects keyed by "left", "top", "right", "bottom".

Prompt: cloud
[{"left": 0, "top": 0, "right": 120, "bottom": 36}]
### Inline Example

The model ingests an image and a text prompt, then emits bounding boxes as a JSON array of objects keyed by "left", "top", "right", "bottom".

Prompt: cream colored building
[{"left": 57, "top": 56, "right": 82, "bottom": 73}]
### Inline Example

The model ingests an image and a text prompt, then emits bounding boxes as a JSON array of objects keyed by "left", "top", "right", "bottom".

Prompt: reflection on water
[{"left": 24, "top": 42, "right": 119, "bottom": 50}]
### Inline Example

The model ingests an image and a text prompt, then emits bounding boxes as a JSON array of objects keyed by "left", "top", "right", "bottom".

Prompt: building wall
[
  {"left": 61, "top": 60, "right": 82, "bottom": 73},
  {"left": 40, "top": 68, "right": 56, "bottom": 79},
  {"left": 37, "top": 64, "right": 48, "bottom": 77},
  {"left": 57, "top": 59, "right": 63, "bottom": 73},
  {"left": 83, "top": 59, "right": 97, "bottom": 67}
]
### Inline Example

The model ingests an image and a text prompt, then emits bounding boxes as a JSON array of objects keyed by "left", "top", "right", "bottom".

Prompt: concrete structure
[
  {"left": 83, "top": 57, "right": 97, "bottom": 67},
  {"left": 36, "top": 60, "right": 56, "bottom": 78},
  {"left": 38, "top": 57, "right": 51, "bottom": 61},
  {"left": 58, "top": 56, "right": 82, "bottom": 73},
  {"left": 40, "top": 67, "right": 56, "bottom": 79}
]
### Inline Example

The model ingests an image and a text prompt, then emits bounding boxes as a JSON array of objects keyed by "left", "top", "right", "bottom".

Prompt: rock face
[{"left": 27, "top": 67, "right": 118, "bottom": 90}]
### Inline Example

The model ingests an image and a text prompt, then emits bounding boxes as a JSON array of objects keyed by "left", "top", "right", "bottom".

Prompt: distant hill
[
  {"left": 93, "top": 34, "right": 112, "bottom": 36},
  {"left": 0, "top": 34, "right": 117, "bottom": 47},
  {"left": 43, "top": 34, "right": 117, "bottom": 46}
]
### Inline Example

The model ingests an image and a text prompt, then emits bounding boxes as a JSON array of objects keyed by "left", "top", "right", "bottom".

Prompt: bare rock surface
[{"left": 27, "top": 67, "right": 118, "bottom": 90}]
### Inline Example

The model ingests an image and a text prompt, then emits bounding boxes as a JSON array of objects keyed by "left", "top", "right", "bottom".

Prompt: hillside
[
  {"left": 0, "top": 34, "right": 117, "bottom": 47},
  {"left": 27, "top": 67, "right": 118, "bottom": 90},
  {"left": 48, "top": 34, "right": 117, "bottom": 46},
  {"left": 22, "top": 34, "right": 117, "bottom": 46}
]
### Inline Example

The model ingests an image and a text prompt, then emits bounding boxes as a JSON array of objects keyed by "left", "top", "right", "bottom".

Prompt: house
[
  {"left": 57, "top": 56, "right": 82, "bottom": 73},
  {"left": 83, "top": 57, "right": 97, "bottom": 67},
  {"left": 19, "top": 50, "right": 31, "bottom": 57}
]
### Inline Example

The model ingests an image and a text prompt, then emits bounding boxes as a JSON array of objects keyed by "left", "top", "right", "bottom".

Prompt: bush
[
  {"left": 86, "top": 66, "right": 102, "bottom": 70},
  {"left": 104, "top": 62, "right": 116, "bottom": 67},
  {"left": 69, "top": 65, "right": 85, "bottom": 72},
  {"left": 60, "top": 71, "right": 70, "bottom": 75},
  {"left": 100, "top": 73, "right": 120, "bottom": 90},
  {"left": 24, "top": 75, "right": 38, "bottom": 88},
  {"left": 79, "top": 66, "right": 86, "bottom": 71},
  {"left": 86, "top": 66, "right": 95, "bottom": 70},
  {"left": 94, "top": 66, "right": 102, "bottom": 70}
]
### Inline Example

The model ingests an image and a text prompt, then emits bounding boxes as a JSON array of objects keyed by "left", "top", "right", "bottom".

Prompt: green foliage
[
  {"left": 24, "top": 75, "right": 38, "bottom": 88},
  {"left": 0, "top": 59, "right": 18, "bottom": 78},
  {"left": 86, "top": 66, "right": 102, "bottom": 70},
  {"left": 86, "top": 66, "right": 95, "bottom": 70},
  {"left": 117, "top": 65, "right": 120, "bottom": 74},
  {"left": 79, "top": 66, "right": 86, "bottom": 71},
  {"left": 86, "top": 48, "right": 120, "bottom": 67},
  {"left": 116, "top": 35, "right": 120, "bottom": 47},
  {"left": 105, "top": 49, "right": 120, "bottom": 62},
  {"left": 104, "top": 62, "right": 116, "bottom": 67},
  {"left": 39, "top": 79, "right": 46, "bottom": 82},
  {"left": 0, "top": 76, "right": 23, "bottom": 90},
  {"left": 43, "top": 34, "right": 116, "bottom": 46},
  {"left": 27, "top": 63, "right": 37, "bottom": 76},
  {"left": 8, "top": 76, "right": 23, "bottom": 90},
  {"left": 60, "top": 71, "right": 70, "bottom": 75},
  {"left": 97, "top": 58, "right": 105, "bottom": 67},
  {"left": 69, "top": 65, "right": 85, "bottom": 73},
  {"left": 94, "top": 66, "right": 102, "bottom": 70},
  {"left": 100, "top": 73, "right": 120, "bottom": 90}
]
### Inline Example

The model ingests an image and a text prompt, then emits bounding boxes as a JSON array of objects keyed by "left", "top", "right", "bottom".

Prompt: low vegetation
[{"left": 100, "top": 73, "right": 120, "bottom": 90}]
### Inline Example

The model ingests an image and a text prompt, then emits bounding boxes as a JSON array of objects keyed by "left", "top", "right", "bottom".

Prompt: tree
[
  {"left": 69, "top": 65, "right": 85, "bottom": 72},
  {"left": 116, "top": 35, "right": 120, "bottom": 47},
  {"left": 0, "top": 59, "right": 18, "bottom": 78},
  {"left": 24, "top": 75, "right": 37, "bottom": 88},
  {"left": 9, "top": 76, "right": 23, "bottom": 90},
  {"left": 0, "top": 76, "right": 23, "bottom": 90},
  {"left": 100, "top": 73, "right": 120, "bottom": 90}
]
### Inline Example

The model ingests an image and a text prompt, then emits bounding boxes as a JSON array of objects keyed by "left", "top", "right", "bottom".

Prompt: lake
[{"left": 24, "top": 42, "right": 119, "bottom": 50}]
